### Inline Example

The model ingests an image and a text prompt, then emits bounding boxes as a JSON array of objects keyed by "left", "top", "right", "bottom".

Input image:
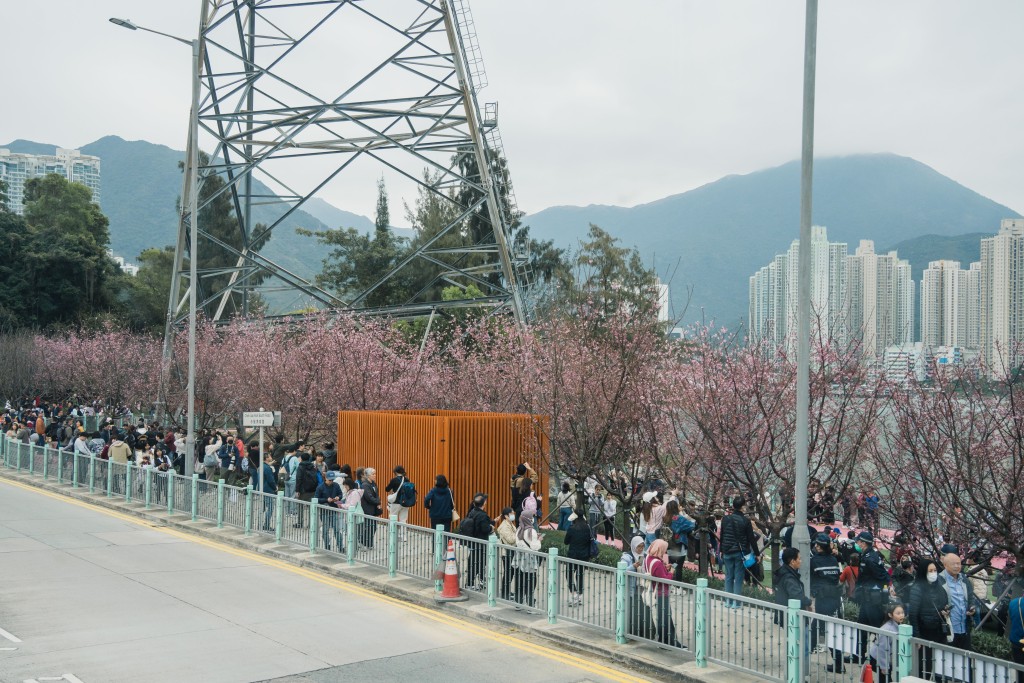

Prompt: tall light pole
[
  {"left": 109, "top": 17, "right": 201, "bottom": 477},
  {"left": 794, "top": 0, "right": 819, "bottom": 589}
]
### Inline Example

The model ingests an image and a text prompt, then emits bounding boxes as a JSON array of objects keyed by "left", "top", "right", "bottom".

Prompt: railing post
[
  {"left": 897, "top": 623, "right": 913, "bottom": 681},
  {"left": 347, "top": 508, "right": 358, "bottom": 565},
  {"left": 88, "top": 454, "right": 96, "bottom": 492},
  {"left": 191, "top": 473, "right": 199, "bottom": 521},
  {"left": 42, "top": 445, "right": 49, "bottom": 480},
  {"left": 106, "top": 460, "right": 113, "bottom": 497},
  {"left": 244, "top": 485, "right": 253, "bottom": 535},
  {"left": 615, "top": 561, "right": 628, "bottom": 644},
  {"left": 433, "top": 524, "right": 444, "bottom": 590},
  {"left": 145, "top": 467, "right": 153, "bottom": 509},
  {"left": 787, "top": 599, "right": 802, "bottom": 683},
  {"left": 57, "top": 448, "right": 64, "bottom": 483},
  {"left": 487, "top": 535, "right": 498, "bottom": 607},
  {"left": 16, "top": 442, "right": 22, "bottom": 472},
  {"left": 387, "top": 515, "right": 397, "bottom": 577},
  {"left": 310, "top": 499, "right": 319, "bottom": 554},
  {"left": 547, "top": 547, "right": 559, "bottom": 624},
  {"left": 275, "top": 490, "right": 284, "bottom": 543},
  {"left": 72, "top": 454, "right": 79, "bottom": 488},
  {"left": 28, "top": 445, "right": 34, "bottom": 475},
  {"left": 124, "top": 463, "right": 132, "bottom": 501},
  {"left": 695, "top": 577, "right": 709, "bottom": 667},
  {"left": 168, "top": 473, "right": 176, "bottom": 514},
  {"left": 216, "top": 479, "right": 225, "bottom": 527}
]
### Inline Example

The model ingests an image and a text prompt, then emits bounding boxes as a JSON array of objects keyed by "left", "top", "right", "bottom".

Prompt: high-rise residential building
[
  {"left": 980, "top": 219, "right": 1024, "bottom": 375},
  {"left": 965, "top": 261, "right": 982, "bottom": 351},
  {"left": 920, "top": 260, "right": 970, "bottom": 348},
  {"left": 748, "top": 226, "right": 840, "bottom": 348},
  {"left": 748, "top": 228, "right": 910, "bottom": 358},
  {"left": 843, "top": 240, "right": 914, "bottom": 358},
  {"left": 0, "top": 148, "right": 101, "bottom": 214}
]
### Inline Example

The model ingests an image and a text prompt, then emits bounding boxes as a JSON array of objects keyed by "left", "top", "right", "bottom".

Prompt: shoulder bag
[{"left": 449, "top": 489, "right": 460, "bottom": 523}]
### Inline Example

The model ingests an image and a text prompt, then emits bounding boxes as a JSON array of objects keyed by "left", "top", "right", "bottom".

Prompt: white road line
[
  {"left": 64, "top": 676, "right": 85, "bottom": 683},
  {"left": 0, "top": 626, "right": 22, "bottom": 643}
]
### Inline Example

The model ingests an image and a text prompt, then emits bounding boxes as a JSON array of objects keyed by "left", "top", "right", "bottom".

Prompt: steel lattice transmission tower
[{"left": 165, "top": 0, "right": 531, "bottom": 352}]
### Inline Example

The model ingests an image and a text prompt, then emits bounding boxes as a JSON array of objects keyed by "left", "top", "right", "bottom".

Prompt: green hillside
[{"left": 527, "top": 154, "right": 1020, "bottom": 326}]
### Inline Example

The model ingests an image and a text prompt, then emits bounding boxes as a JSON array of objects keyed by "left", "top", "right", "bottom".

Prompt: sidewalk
[{"left": 0, "top": 468, "right": 759, "bottom": 683}]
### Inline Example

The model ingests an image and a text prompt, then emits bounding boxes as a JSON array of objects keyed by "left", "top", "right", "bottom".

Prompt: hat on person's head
[
  {"left": 642, "top": 491, "right": 657, "bottom": 503},
  {"left": 326, "top": 471, "right": 340, "bottom": 481},
  {"left": 856, "top": 530, "right": 874, "bottom": 544},
  {"left": 940, "top": 543, "right": 959, "bottom": 556},
  {"left": 815, "top": 532, "right": 831, "bottom": 545}
]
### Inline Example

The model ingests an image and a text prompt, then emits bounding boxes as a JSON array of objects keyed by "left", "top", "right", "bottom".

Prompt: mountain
[
  {"left": 526, "top": 154, "right": 1020, "bottom": 325},
  {"left": 301, "top": 197, "right": 373, "bottom": 232},
  {"left": 1, "top": 136, "right": 368, "bottom": 307},
  {"left": 881, "top": 232, "right": 987, "bottom": 282}
]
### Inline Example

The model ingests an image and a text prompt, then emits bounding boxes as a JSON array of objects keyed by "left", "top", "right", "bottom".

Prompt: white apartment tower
[
  {"left": 980, "top": 219, "right": 1024, "bottom": 375},
  {"left": 844, "top": 241, "right": 914, "bottom": 358},
  {"left": 748, "top": 228, "right": 910, "bottom": 358},
  {"left": 0, "top": 148, "right": 101, "bottom": 214},
  {"left": 920, "top": 260, "right": 967, "bottom": 348}
]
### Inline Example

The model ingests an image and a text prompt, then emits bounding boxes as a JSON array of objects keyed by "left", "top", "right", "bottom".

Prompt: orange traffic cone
[
  {"left": 435, "top": 538, "right": 468, "bottom": 603},
  {"left": 861, "top": 662, "right": 873, "bottom": 683}
]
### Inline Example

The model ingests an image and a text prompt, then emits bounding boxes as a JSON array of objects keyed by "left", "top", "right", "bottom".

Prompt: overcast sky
[{"left": 2, "top": 1, "right": 1021, "bottom": 219}]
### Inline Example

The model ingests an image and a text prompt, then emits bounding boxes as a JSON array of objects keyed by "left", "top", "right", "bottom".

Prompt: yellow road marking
[{"left": 0, "top": 477, "right": 653, "bottom": 683}]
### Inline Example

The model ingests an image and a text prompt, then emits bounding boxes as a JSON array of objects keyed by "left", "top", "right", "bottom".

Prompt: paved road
[{"left": 0, "top": 479, "right": 648, "bottom": 683}]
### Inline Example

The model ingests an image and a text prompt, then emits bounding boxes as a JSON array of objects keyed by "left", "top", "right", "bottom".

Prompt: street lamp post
[
  {"left": 110, "top": 17, "right": 201, "bottom": 477},
  {"left": 794, "top": 0, "right": 819, "bottom": 590}
]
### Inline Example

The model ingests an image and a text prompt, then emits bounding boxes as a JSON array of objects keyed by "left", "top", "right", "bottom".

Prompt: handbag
[
  {"left": 641, "top": 555, "right": 657, "bottom": 607},
  {"left": 387, "top": 476, "right": 403, "bottom": 504},
  {"left": 449, "top": 489, "right": 460, "bottom": 523},
  {"left": 743, "top": 551, "right": 757, "bottom": 568}
]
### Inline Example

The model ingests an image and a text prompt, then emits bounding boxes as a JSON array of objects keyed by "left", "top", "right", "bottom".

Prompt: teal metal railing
[{"left": 3, "top": 432, "right": 1024, "bottom": 683}]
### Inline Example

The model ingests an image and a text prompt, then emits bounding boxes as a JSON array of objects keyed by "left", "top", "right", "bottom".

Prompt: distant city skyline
[{"left": 0, "top": 1, "right": 1021, "bottom": 220}]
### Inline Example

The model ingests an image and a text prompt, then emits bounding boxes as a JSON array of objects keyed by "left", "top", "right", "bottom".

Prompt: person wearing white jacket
[{"left": 514, "top": 509, "right": 543, "bottom": 610}]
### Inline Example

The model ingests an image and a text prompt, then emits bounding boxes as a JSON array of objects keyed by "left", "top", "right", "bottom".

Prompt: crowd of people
[
  {"left": 719, "top": 492, "right": 1024, "bottom": 679},
  {"left": 8, "top": 399, "right": 1024, "bottom": 674}
]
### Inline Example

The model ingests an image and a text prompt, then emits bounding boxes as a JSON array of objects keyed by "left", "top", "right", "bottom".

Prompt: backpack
[
  {"left": 458, "top": 513, "right": 477, "bottom": 537},
  {"left": 397, "top": 480, "right": 416, "bottom": 508}
]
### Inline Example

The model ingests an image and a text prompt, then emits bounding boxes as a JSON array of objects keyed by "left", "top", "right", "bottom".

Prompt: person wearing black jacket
[
  {"left": 775, "top": 547, "right": 813, "bottom": 623},
  {"left": 564, "top": 511, "right": 593, "bottom": 607},
  {"left": 720, "top": 496, "right": 758, "bottom": 608},
  {"left": 854, "top": 530, "right": 890, "bottom": 661},
  {"left": 907, "top": 557, "right": 949, "bottom": 680},
  {"left": 461, "top": 493, "right": 493, "bottom": 590},
  {"left": 810, "top": 533, "right": 844, "bottom": 673},
  {"left": 359, "top": 467, "right": 381, "bottom": 550},
  {"left": 424, "top": 474, "right": 455, "bottom": 532},
  {"left": 293, "top": 453, "right": 319, "bottom": 527}
]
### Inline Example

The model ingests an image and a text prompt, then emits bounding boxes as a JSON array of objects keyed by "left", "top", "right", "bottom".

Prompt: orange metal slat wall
[{"left": 337, "top": 410, "right": 549, "bottom": 528}]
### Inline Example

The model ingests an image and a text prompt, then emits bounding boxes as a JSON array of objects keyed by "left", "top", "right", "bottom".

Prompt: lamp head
[{"left": 109, "top": 18, "right": 138, "bottom": 30}]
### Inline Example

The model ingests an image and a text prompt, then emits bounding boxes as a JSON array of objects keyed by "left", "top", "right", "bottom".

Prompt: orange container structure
[{"left": 336, "top": 410, "right": 549, "bottom": 528}]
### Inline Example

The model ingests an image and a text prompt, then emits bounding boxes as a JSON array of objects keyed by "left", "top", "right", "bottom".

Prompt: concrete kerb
[{"left": 0, "top": 469, "right": 755, "bottom": 683}]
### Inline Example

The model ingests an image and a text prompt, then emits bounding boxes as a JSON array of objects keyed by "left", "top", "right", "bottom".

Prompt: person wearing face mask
[
  {"left": 908, "top": 557, "right": 950, "bottom": 680},
  {"left": 937, "top": 552, "right": 979, "bottom": 652},
  {"left": 494, "top": 506, "right": 518, "bottom": 600}
]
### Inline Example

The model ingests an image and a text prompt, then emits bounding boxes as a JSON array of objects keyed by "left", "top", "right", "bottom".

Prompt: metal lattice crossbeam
[{"left": 167, "top": 0, "right": 527, "bottom": 334}]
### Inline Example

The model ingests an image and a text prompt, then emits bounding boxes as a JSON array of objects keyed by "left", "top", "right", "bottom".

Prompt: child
[{"left": 869, "top": 602, "right": 905, "bottom": 683}]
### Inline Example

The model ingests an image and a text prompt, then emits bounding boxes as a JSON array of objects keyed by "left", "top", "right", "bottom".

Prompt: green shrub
[{"left": 972, "top": 630, "right": 1011, "bottom": 661}]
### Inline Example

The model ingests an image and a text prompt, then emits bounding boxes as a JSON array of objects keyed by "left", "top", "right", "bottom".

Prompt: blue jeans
[
  {"left": 723, "top": 551, "right": 745, "bottom": 604},
  {"left": 558, "top": 508, "right": 572, "bottom": 531}
]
